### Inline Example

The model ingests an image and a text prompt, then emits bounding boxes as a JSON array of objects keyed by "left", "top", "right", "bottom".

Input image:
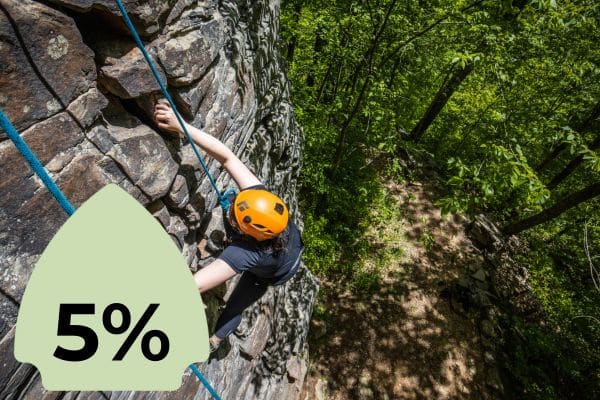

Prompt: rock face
[
  {"left": 456, "top": 215, "right": 545, "bottom": 397},
  {"left": 0, "top": 0, "right": 318, "bottom": 399}
]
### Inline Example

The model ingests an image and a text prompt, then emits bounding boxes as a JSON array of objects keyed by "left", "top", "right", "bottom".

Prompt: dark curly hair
[
  {"left": 225, "top": 205, "right": 289, "bottom": 254},
  {"left": 256, "top": 225, "right": 289, "bottom": 254}
]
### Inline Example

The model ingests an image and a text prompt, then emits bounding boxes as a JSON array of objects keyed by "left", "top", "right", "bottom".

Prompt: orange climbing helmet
[{"left": 232, "top": 189, "right": 289, "bottom": 241}]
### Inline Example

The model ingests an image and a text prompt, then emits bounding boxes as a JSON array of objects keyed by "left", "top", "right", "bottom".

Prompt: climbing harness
[
  {"left": 113, "top": 0, "right": 231, "bottom": 210},
  {"left": 1, "top": 111, "right": 222, "bottom": 399}
]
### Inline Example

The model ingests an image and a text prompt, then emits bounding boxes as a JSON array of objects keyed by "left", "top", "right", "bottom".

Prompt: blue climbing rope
[
  {"left": 0, "top": 110, "right": 222, "bottom": 399},
  {"left": 190, "top": 364, "right": 223, "bottom": 400},
  {"left": 0, "top": 110, "right": 76, "bottom": 216},
  {"left": 113, "top": 0, "right": 230, "bottom": 210}
]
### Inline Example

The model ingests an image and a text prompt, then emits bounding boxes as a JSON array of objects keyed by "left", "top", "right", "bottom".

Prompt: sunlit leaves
[{"left": 282, "top": 1, "right": 600, "bottom": 397}]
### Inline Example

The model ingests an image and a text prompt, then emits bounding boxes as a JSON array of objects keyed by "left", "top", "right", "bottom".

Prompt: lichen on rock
[{"left": 47, "top": 34, "right": 69, "bottom": 60}]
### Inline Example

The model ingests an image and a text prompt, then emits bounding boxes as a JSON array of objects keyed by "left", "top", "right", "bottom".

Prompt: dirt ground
[{"left": 301, "top": 181, "right": 493, "bottom": 400}]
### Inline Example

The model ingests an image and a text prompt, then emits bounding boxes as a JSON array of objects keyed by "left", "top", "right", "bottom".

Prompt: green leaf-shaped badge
[{"left": 14, "top": 184, "right": 208, "bottom": 390}]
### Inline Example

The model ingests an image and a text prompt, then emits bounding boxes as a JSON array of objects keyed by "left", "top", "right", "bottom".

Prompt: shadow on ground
[{"left": 303, "top": 181, "right": 493, "bottom": 400}]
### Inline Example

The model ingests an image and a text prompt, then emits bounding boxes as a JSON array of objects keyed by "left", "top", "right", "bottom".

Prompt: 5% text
[{"left": 53, "top": 303, "right": 169, "bottom": 362}]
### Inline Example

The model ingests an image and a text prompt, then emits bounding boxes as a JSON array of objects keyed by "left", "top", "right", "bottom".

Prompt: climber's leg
[{"left": 213, "top": 272, "right": 269, "bottom": 340}]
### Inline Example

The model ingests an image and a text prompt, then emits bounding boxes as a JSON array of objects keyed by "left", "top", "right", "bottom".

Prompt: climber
[{"left": 154, "top": 100, "right": 304, "bottom": 352}]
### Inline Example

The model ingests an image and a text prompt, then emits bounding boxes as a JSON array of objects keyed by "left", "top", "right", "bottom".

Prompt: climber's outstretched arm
[
  {"left": 193, "top": 259, "right": 238, "bottom": 293},
  {"left": 154, "top": 101, "right": 262, "bottom": 190}
]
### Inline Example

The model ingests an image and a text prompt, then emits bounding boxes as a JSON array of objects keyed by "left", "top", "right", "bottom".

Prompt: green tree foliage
[{"left": 281, "top": 0, "right": 600, "bottom": 398}]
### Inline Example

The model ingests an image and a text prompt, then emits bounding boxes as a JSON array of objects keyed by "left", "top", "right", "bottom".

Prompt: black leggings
[{"left": 213, "top": 272, "right": 270, "bottom": 339}]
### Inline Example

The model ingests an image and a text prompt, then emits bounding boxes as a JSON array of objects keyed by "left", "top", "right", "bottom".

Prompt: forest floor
[{"left": 301, "top": 180, "right": 494, "bottom": 400}]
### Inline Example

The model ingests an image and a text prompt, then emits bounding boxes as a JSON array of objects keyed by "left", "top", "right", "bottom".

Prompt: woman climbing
[{"left": 154, "top": 101, "right": 304, "bottom": 352}]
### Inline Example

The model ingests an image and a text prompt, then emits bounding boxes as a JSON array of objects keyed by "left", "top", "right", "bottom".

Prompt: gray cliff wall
[{"left": 0, "top": 0, "right": 319, "bottom": 399}]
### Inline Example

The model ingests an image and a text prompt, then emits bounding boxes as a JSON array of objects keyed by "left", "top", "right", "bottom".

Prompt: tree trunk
[
  {"left": 328, "top": 73, "right": 371, "bottom": 177},
  {"left": 536, "top": 99, "right": 600, "bottom": 173},
  {"left": 306, "top": 29, "right": 326, "bottom": 87},
  {"left": 285, "top": 2, "right": 303, "bottom": 62},
  {"left": 330, "top": 60, "right": 345, "bottom": 102},
  {"left": 327, "top": 0, "right": 398, "bottom": 179},
  {"left": 387, "top": 55, "right": 402, "bottom": 89},
  {"left": 536, "top": 143, "right": 569, "bottom": 174},
  {"left": 410, "top": 61, "right": 474, "bottom": 142},
  {"left": 502, "top": 181, "right": 600, "bottom": 235},
  {"left": 546, "top": 134, "right": 600, "bottom": 190},
  {"left": 316, "top": 59, "right": 335, "bottom": 104}
]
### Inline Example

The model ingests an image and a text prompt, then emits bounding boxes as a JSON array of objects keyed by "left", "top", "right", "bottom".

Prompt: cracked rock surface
[{"left": 0, "top": 0, "right": 318, "bottom": 398}]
